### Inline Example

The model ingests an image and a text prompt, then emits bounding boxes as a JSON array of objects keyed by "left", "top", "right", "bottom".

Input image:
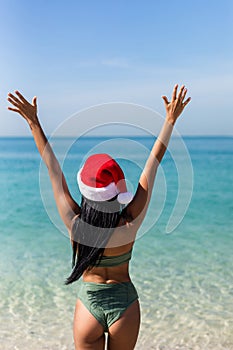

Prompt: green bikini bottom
[{"left": 78, "top": 281, "right": 138, "bottom": 332}]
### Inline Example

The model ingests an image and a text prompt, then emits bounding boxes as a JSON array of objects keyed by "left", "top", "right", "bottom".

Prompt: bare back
[{"left": 82, "top": 215, "right": 138, "bottom": 284}]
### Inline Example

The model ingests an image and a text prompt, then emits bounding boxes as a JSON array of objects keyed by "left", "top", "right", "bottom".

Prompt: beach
[{"left": 0, "top": 136, "right": 233, "bottom": 349}]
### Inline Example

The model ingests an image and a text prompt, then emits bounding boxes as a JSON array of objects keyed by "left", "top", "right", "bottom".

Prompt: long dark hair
[{"left": 65, "top": 196, "right": 121, "bottom": 285}]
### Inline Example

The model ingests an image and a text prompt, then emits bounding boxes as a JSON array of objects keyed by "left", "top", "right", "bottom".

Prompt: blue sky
[{"left": 0, "top": 0, "right": 232, "bottom": 136}]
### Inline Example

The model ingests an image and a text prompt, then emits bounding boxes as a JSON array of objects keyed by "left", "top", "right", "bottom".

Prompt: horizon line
[{"left": 0, "top": 134, "right": 232, "bottom": 139}]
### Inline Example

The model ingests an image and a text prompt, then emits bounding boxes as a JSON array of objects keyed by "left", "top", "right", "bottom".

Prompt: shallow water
[{"left": 0, "top": 136, "right": 233, "bottom": 349}]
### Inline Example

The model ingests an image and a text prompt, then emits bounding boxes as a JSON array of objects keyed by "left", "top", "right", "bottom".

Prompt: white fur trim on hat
[
  {"left": 77, "top": 169, "right": 117, "bottom": 201},
  {"left": 117, "top": 192, "right": 134, "bottom": 205},
  {"left": 77, "top": 168, "right": 133, "bottom": 204}
]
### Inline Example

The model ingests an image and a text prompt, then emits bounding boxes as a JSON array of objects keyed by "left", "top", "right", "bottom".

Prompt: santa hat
[{"left": 77, "top": 154, "right": 133, "bottom": 205}]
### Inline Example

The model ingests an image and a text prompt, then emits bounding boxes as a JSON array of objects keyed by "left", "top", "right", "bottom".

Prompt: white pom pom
[{"left": 117, "top": 192, "right": 134, "bottom": 205}]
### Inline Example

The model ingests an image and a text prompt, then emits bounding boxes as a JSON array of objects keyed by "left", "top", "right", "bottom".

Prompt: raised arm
[
  {"left": 7, "top": 91, "right": 80, "bottom": 232},
  {"left": 126, "top": 84, "right": 191, "bottom": 225}
]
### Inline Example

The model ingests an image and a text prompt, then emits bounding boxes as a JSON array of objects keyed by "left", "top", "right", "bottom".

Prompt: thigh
[
  {"left": 108, "top": 300, "right": 140, "bottom": 350},
  {"left": 73, "top": 299, "right": 105, "bottom": 350}
]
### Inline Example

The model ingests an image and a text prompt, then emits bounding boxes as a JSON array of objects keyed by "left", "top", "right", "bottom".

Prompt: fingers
[
  {"left": 181, "top": 87, "right": 187, "bottom": 101},
  {"left": 164, "top": 84, "right": 189, "bottom": 103},
  {"left": 8, "top": 93, "right": 20, "bottom": 103},
  {"left": 7, "top": 92, "right": 27, "bottom": 118},
  {"left": 15, "top": 90, "right": 28, "bottom": 104},
  {"left": 7, "top": 91, "right": 39, "bottom": 123},
  {"left": 162, "top": 95, "right": 169, "bottom": 106},
  {"left": 7, "top": 93, "right": 25, "bottom": 110},
  {"left": 183, "top": 97, "right": 191, "bottom": 107},
  {"left": 177, "top": 85, "right": 185, "bottom": 100},
  {"left": 162, "top": 84, "right": 191, "bottom": 119},
  {"left": 8, "top": 106, "right": 20, "bottom": 113},
  {"left": 171, "top": 84, "right": 178, "bottom": 101},
  {"left": 7, "top": 95, "right": 21, "bottom": 108},
  {"left": 8, "top": 91, "right": 36, "bottom": 109},
  {"left": 8, "top": 91, "right": 30, "bottom": 108},
  {"left": 172, "top": 84, "right": 191, "bottom": 106},
  {"left": 32, "top": 96, "right": 37, "bottom": 107},
  {"left": 7, "top": 106, "right": 24, "bottom": 118}
]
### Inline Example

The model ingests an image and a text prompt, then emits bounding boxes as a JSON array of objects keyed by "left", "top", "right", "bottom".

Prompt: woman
[{"left": 7, "top": 84, "right": 191, "bottom": 350}]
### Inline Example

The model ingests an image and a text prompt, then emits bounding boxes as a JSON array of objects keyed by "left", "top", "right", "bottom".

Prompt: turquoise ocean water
[{"left": 0, "top": 136, "right": 233, "bottom": 350}]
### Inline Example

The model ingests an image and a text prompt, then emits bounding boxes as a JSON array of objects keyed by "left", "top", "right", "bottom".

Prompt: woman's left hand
[
  {"left": 162, "top": 84, "right": 191, "bottom": 125},
  {"left": 8, "top": 91, "right": 39, "bottom": 127}
]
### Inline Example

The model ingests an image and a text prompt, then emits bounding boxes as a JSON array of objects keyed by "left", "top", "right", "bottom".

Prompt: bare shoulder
[{"left": 106, "top": 211, "right": 138, "bottom": 249}]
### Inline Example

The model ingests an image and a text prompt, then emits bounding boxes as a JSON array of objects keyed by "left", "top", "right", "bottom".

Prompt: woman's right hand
[
  {"left": 8, "top": 91, "right": 39, "bottom": 128},
  {"left": 8, "top": 90, "right": 80, "bottom": 230}
]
